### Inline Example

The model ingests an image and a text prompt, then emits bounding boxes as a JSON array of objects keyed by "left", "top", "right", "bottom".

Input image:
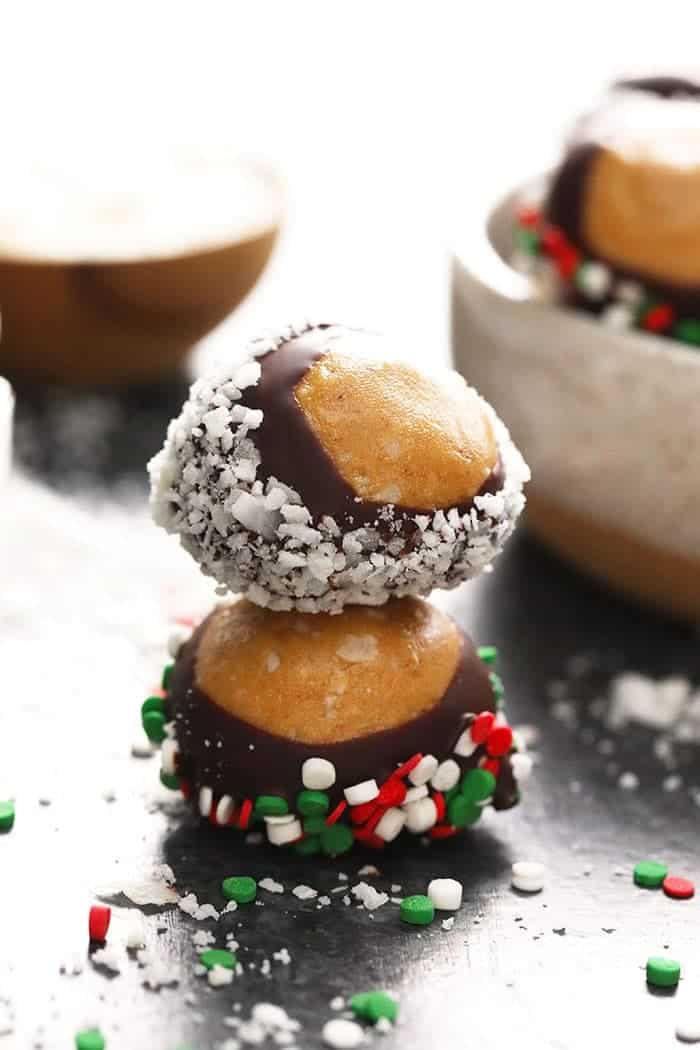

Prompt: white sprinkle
[
  {"left": 198, "top": 786, "right": 213, "bottom": 816},
  {"left": 408, "top": 754, "right": 439, "bottom": 785},
  {"left": 511, "top": 861, "right": 545, "bottom": 893},
  {"left": 209, "top": 964, "right": 234, "bottom": 987},
  {"left": 330, "top": 997, "right": 345, "bottom": 1011},
  {"left": 615, "top": 279, "right": 644, "bottom": 306},
  {"left": 131, "top": 737, "right": 154, "bottom": 758},
  {"left": 293, "top": 885, "right": 318, "bottom": 901},
  {"left": 428, "top": 878, "right": 463, "bottom": 911},
  {"left": 430, "top": 759, "right": 460, "bottom": 792},
  {"left": 375, "top": 1017, "right": 393, "bottom": 1034},
  {"left": 663, "top": 774, "right": 683, "bottom": 792},
  {"left": 344, "top": 779, "right": 379, "bottom": 806},
  {"left": 441, "top": 917, "right": 455, "bottom": 931},
  {"left": 259, "top": 878, "right": 284, "bottom": 894},
  {"left": 601, "top": 302, "right": 634, "bottom": 331},
  {"left": 675, "top": 1011, "right": 700, "bottom": 1043},
  {"left": 453, "top": 730, "right": 478, "bottom": 758},
  {"left": 404, "top": 797, "right": 438, "bottom": 834},
  {"left": 510, "top": 753, "right": 533, "bottom": 783},
  {"left": 402, "top": 785, "right": 428, "bottom": 805},
  {"left": 618, "top": 771, "right": 639, "bottom": 791},
  {"left": 267, "top": 818, "right": 303, "bottom": 846},
  {"left": 322, "top": 1018, "right": 365, "bottom": 1048},
  {"left": 374, "top": 807, "right": 405, "bottom": 842},
  {"left": 302, "top": 757, "right": 336, "bottom": 791},
  {"left": 576, "top": 260, "right": 611, "bottom": 301},
  {"left": 161, "top": 739, "right": 180, "bottom": 777},
  {"left": 125, "top": 916, "right": 145, "bottom": 949}
]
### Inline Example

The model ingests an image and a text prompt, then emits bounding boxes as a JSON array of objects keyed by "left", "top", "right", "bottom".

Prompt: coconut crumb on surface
[
  {"left": 260, "top": 877, "right": 284, "bottom": 895},
  {"left": 292, "top": 885, "right": 318, "bottom": 901},
  {"left": 351, "top": 882, "right": 389, "bottom": 911}
]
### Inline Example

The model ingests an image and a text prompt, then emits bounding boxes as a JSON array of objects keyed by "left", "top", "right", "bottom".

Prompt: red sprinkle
[
  {"left": 89, "top": 905, "right": 111, "bottom": 942},
  {"left": 663, "top": 875, "right": 695, "bottom": 900},
  {"left": 378, "top": 779, "right": 407, "bottom": 808},
  {"left": 350, "top": 800, "right": 380, "bottom": 825},
  {"left": 365, "top": 807, "right": 387, "bottom": 834},
  {"left": 556, "top": 246, "right": 579, "bottom": 281},
  {"left": 326, "top": 800, "right": 348, "bottom": 826},
  {"left": 540, "top": 226, "right": 567, "bottom": 256},
  {"left": 643, "top": 304, "right": 675, "bottom": 333},
  {"left": 516, "top": 205, "right": 541, "bottom": 228},
  {"left": 391, "top": 754, "right": 423, "bottom": 780},
  {"left": 430, "top": 824, "right": 459, "bottom": 839},
  {"left": 180, "top": 780, "right": 192, "bottom": 800},
  {"left": 208, "top": 799, "right": 218, "bottom": 824},
  {"left": 352, "top": 827, "right": 385, "bottom": 849},
  {"left": 486, "top": 725, "right": 514, "bottom": 757},
  {"left": 471, "top": 712, "right": 495, "bottom": 744},
  {"left": 481, "top": 758, "right": 501, "bottom": 777},
  {"left": 432, "top": 791, "right": 446, "bottom": 823},
  {"left": 237, "top": 798, "right": 253, "bottom": 830}
]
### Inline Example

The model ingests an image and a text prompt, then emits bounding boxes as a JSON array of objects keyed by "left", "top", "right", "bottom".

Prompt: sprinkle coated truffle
[{"left": 148, "top": 322, "right": 529, "bottom": 613}]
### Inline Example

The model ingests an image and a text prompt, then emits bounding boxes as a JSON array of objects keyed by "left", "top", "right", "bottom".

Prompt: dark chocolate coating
[
  {"left": 166, "top": 614, "right": 518, "bottom": 812},
  {"left": 245, "top": 325, "right": 504, "bottom": 529}
]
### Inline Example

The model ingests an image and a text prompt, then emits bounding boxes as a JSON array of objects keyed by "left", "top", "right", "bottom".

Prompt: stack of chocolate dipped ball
[{"left": 144, "top": 322, "right": 531, "bottom": 855}]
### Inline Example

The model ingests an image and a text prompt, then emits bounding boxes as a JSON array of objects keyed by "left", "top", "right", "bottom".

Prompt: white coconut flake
[{"left": 351, "top": 882, "right": 389, "bottom": 911}]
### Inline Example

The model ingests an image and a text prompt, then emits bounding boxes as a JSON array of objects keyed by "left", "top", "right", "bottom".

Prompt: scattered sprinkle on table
[
  {"left": 89, "top": 905, "right": 111, "bottom": 942},
  {"left": 663, "top": 875, "right": 695, "bottom": 900},
  {"left": 675, "top": 1011, "right": 700, "bottom": 1043},
  {"left": 427, "top": 878, "right": 463, "bottom": 911},
  {"left": 222, "top": 876, "right": 257, "bottom": 904},
  {"left": 199, "top": 948, "right": 237, "bottom": 971},
  {"left": 350, "top": 990, "right": 398, "bottom": 1024},
  {"left": 646, "top": 955, "right": 681, "bottom": 989},
  {"left": 400, "top": 895, "right": 434, "bottom": 926},
  {"left": 322, "top": 1017, "right": 365, "bottom": 1048},
  {"left": 0, "top": 801, "right": 15, "bottom": 831},
  {"left": 511, "top": 861, "right": 545, "bottom": 893},
  {"left": 75, "top": 1029, "right": 105, "bottom": 1050},
  {"left": 633, "top": 861, "right": 668, "bottom": 889}
]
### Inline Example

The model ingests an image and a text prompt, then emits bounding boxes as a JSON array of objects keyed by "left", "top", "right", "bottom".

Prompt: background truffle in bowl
[
  {"left": 0, "top": 150, "right": 283, "bottom": 386},
  {"left": 451, "top": 184, "right": 700, "bottom": 620}
]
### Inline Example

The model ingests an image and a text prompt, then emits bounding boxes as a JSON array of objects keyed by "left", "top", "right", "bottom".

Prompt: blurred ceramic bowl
[
  {"left": 451, "top": 179, "right": 700, "bottom": 620},
  {"left": 0, "top": 151, "right": 283, "bottom": 386}
]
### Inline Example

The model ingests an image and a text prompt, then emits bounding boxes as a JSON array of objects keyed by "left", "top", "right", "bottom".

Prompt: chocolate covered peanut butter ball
[
  {"left": 514, "top": 77, "right": 700, "bottom": 345},
  {"left": 149, "top": 322, "right": 529, "bottom": 612},
  {"left": 143, "top": 597, "right": 526, "bottom": 853}
]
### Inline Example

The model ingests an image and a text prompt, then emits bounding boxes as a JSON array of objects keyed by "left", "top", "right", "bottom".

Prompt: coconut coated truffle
[
  {"left": 513, "top": 77, "right": 700, "bottom": 345},
  {"left": 146, "top": 597, "right": 525, "bottom": 852},
  {"left": 149, "top": 322, "right": 529, "bottom": 612}
]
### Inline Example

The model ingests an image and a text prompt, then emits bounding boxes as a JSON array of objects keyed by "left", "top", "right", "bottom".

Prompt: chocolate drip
[
  {"left": 166, "top": 616, "right": 518, "bottom": 812},
  {"left": 245, "top": 325, "right": 504, "bottom": 529},
  {"left": 544, "top": 143, "right": 600, "bottom": 254}
]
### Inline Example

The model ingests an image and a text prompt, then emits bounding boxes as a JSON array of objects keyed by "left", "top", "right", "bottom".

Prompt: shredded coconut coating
[{"left": 148, "top": 324, "right": 530, "bottom": 613}]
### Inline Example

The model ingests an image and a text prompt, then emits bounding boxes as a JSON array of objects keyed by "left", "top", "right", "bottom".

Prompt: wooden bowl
[
  {"left": 0, "top": 154, "right": 283, "bottom": 386},
  {"left": 451, "top": 180, "right": 700, "bottom": 620}
]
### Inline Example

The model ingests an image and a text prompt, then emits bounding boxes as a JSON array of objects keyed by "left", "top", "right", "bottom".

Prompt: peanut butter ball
[
  {"left": 149, "top": 322, "right": 529, "bottom": 612},
  {"left": 150, "top": 597, "right": 524, "bottom": 852},
  {"left": 515, "top": 77, "right": 700, "bottom": 345}
]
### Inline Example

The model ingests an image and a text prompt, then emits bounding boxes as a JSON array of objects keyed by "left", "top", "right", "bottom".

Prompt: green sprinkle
[
  {"left": 646, "top": 955, "right": 681, "bottom": 988},
  {"left": 461, "top": 768, "right": 496, "bottom": 804},
  {"left": 634, "top": 861, "right": 668, "bottom": 889},
  {"left": 302, "top": 815, "right": 327, "bottom": 836},
  {"left": 400, "top": 895, "right": 434, "bottom": 926},
  {"left": 515, "top": 228, "right": 539, "bottom": 256},
  {"left": 350, "top": 991, "right": 398, "bottom": 1024},
  {"left": 296, "top": 790, "right": 329, "bottom": 817},
  {"left": 673, "top": 319, "right": 700, "bottom": 346},
  {"left": 221, "top": 876, "right": 257, "bottom": 904},
  {"left": 477, "top": 645, "right": 498, "bottom": 666},
  {"left": 75, "top": 1030, "right": 105, "bottom": 1050},
  {"left": 254, "top": 795, "right": 288, "bottom": 818},
  {"left": 0, "top": 801, "right": 15, "bottom": 831},
  {"left": 141, "top": 695, "right": 166, "bottom": 718},
  {"left": 295, "top": 835, "right": 322, "bottom": 856},
  {"left": 159, "top": 770, "right": 181, "bottom": 791},
  {"left": 199, "top": 948, "right": 237, "bottom": 971},
  {"left": 447, "top": 794, "right": 481, "bottom": 829},
  {"left": 161, "top": 663, "right": 174, "bottom": 691},
  {"left": 142, "top": 709, "right": 167, "bottom": 743},
  {"left": 489, "top": 671, "right": 504, "bottom": 704},
  {"left": 320, "top": 822, "right": 354, "bottom": 857}
]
